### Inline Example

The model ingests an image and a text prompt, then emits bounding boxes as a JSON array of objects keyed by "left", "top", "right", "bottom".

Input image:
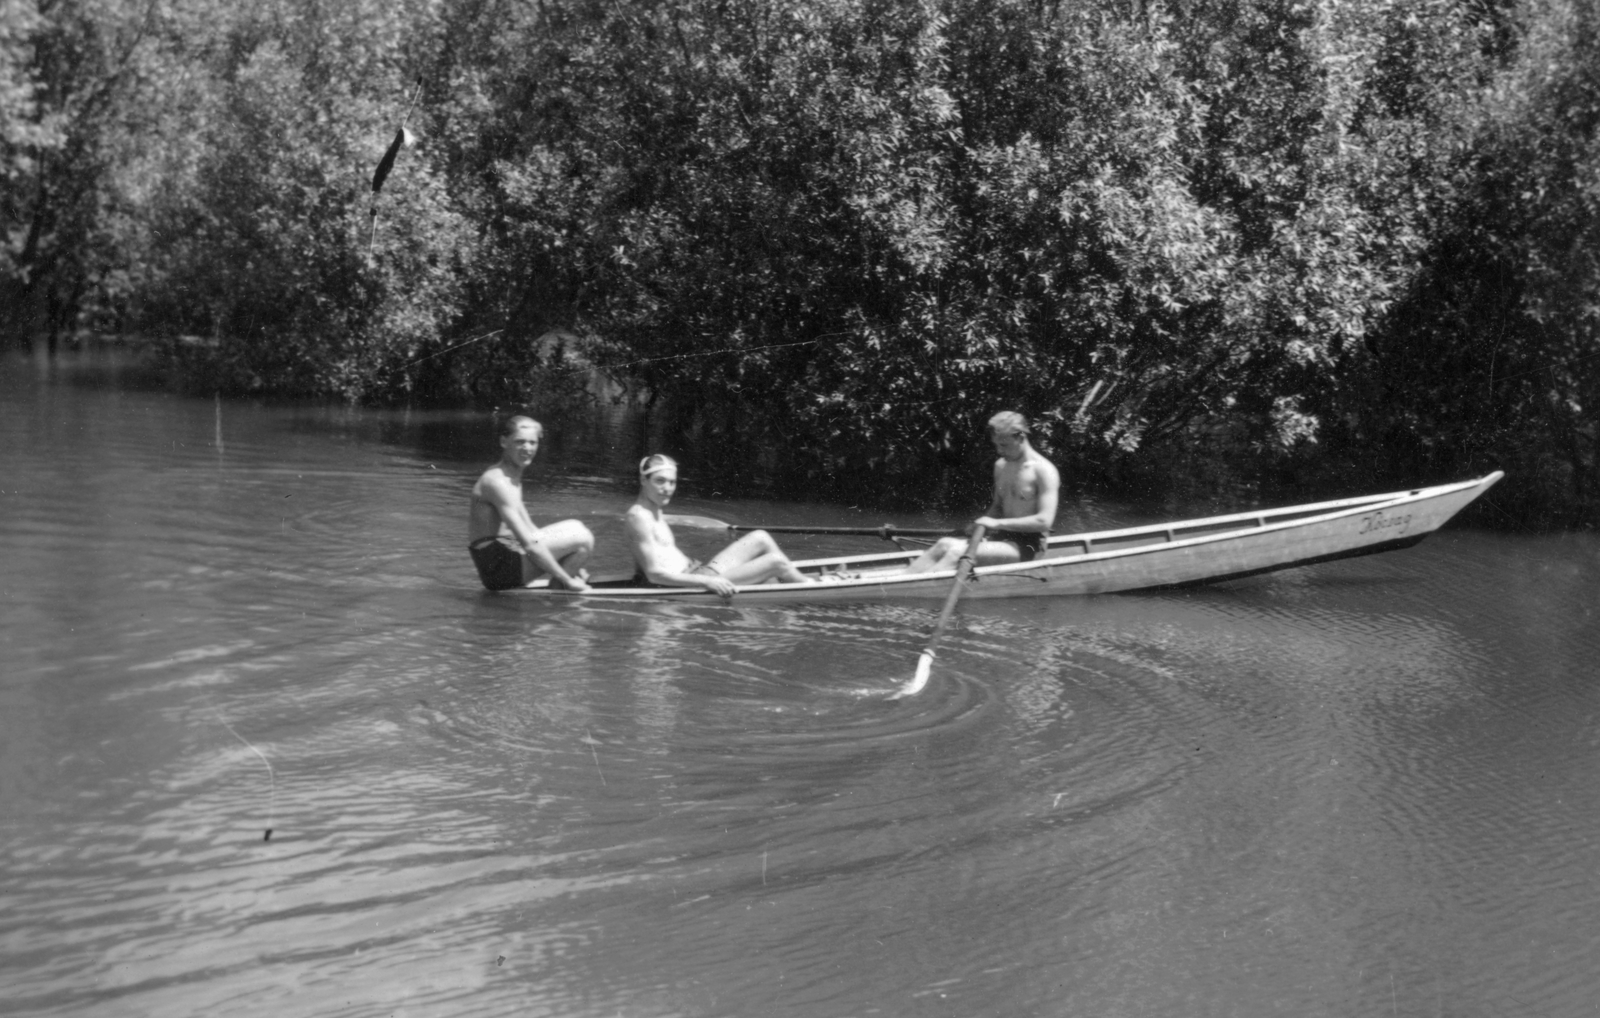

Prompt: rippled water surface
[{"left": 4, "top": 347, "right": 1600, "bottom": 1017}]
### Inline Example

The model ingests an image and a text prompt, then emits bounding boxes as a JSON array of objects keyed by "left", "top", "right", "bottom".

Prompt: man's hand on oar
[{"left": 891, "top": 524, "right": 988, "bottom": 699}]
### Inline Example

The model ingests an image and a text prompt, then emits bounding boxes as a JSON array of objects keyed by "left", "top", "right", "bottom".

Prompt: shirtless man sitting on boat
[
  {"left": 626, "top": 454, "right": 819, "bottom": 596},
  {"left": 902, "top": 410, "right": 1061, "bottom": 573},
  {"left": 468, "top": 415, "right": 592, "bottom": 591}
]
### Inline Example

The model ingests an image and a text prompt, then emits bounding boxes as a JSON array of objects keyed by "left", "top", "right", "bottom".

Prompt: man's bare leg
[
  {"left": 974, "top": 540, "right": 1023, "bottom": 567},
  {"left": 901, "top": 536, "right": 1021, "bottom": 573},
  {"left": 707, "top": 531, "right": 812, "bottom": 585},
  {"left": 902, "top": 536, "right": 966, "bottom": 574},
  {"left": 522, "top": 518, "right": 595, "bottom": 586}
]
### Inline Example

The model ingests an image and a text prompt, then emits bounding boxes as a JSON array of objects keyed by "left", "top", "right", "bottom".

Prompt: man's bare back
[{"left": 469, "top": 463, "right": 522, "bottom": 542}]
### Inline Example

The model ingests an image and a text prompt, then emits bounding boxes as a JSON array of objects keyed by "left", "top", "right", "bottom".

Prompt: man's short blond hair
[
  {"left": 988, "top": 411, "right": 1030, "bottom": 436},
  {"left": 499, "top": 414, "right": 543, "bottom": 438}
]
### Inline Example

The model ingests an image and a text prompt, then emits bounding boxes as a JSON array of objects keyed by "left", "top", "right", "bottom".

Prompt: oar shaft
[
  {"left": 894, "top": 524, "right": 987, "bottom": 699},
  {"left": 667, "top": 514, "right": 955, "bottom": 539},
  {"left": 921, "top": 524, "right": 987, "bottom": 658},
  {"left": 729, "top": 523, "right": 955, "bottom": 538}
]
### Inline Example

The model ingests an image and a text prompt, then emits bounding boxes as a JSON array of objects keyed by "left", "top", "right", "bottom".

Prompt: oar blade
[{"left": 891, "top": 651, "right": 935, "bottom": 699}]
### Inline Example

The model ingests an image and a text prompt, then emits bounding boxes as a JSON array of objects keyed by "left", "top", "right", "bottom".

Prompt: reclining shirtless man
[
  {"left": 468, "top": 415, "right": 592, "bottom": 591},
  {"left": 626, "top": 454, "right": 819, "bottom": 596},
  {"left": 902, "top": 410, "right": 1060, "bottom": 573}
]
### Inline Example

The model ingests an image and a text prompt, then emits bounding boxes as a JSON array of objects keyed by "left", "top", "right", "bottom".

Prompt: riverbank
[{"left": 9, "top": 334, "right": 1568, "bottom": 531}]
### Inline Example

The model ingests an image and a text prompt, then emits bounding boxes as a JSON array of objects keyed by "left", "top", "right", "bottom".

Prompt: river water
[{"left": 3, "top": 345, "right": 1600, "bottom": 1018}]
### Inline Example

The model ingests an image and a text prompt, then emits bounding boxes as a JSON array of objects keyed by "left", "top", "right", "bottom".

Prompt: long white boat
[{"left": 513, "top": 472, "right": 1502, "bottom": 602}]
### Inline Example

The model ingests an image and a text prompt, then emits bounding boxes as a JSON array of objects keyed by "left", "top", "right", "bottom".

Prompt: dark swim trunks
[
  {"left": 470, "top": 537, "right": 527, "bottom": 591},
  {"left": 990, "top": 529, "right": 1046, "bottom": 561}
]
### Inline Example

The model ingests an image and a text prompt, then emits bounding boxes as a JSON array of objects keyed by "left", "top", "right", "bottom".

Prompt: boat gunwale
[{"left": 517, "top": 472, "right": 1502, "bottom": 599}]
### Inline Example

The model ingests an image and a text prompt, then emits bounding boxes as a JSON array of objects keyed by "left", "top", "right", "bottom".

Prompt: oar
[
  {"left": 667, "top": 514, "right": 953, "bottom": 539},
  {"left": 892, "top": 524, "right": 987, "bottom": 699}
]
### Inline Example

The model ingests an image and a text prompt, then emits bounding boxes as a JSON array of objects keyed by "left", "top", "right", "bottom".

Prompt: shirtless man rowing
[
  {"left": 625, "top": 454, "right": 818, "bottom": 596},
  {"left": 468, "top": 415, "right": 592, "bottom": 591},
  {"left": 902, "top": 410, "right": 1061, "bottom": 573}
]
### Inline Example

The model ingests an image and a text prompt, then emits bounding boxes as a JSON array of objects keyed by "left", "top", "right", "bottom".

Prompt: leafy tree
[
  {"left": 1, "top": 0, "right": 162, "bottom": 345},
  {"left": 137, "top": 0, "right": 480, "bottom": 400},
  {"left": 455, "top": 0, "right": 1508, "bottom": 505},
  {"left": 1346, "top": 0, "right": 1600, "bottom": 525},
  {"left": 9, "top": 0, "right": 1600, "bottom": 523}
]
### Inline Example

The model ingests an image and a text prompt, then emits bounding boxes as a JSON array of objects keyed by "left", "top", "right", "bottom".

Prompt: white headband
[{"left": 639, "top": 457, "right": 677, "bottom": 479}]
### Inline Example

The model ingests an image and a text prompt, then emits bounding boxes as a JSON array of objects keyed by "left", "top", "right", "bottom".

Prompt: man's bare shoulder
[
  {"left": 473, "top": 463, "right": 519, "bottom": 499},
  {"left": 623, "top": 503, "right": 654, "bottom": 530},
  {"left": 1028, "top": 449, "right": 1062, "bottom": 484}
]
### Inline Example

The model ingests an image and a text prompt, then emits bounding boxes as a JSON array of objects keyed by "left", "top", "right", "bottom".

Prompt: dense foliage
[{"left": 2, "top": 0, "right": 1597, "bottom": 522}]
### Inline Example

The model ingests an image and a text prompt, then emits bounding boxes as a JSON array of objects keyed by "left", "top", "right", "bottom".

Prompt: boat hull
[{"left": 512, "top": 472, "right": 1502, "bottom": 602}]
